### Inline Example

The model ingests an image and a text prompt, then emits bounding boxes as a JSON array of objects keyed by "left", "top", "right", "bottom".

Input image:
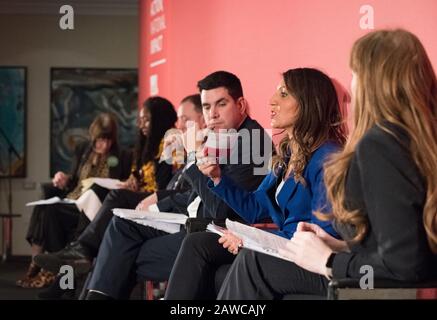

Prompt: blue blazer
[{"left": 209, "top": 142, "right": 340, "bottom": 239}]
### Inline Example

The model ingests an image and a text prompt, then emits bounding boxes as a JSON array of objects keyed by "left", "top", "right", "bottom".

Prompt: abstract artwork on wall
[
  {"left": 50, "top": 68, "right": 138, "bottom": 176},
  {"left": 0, "top": 66, "right": 26, "bottom": 178}
]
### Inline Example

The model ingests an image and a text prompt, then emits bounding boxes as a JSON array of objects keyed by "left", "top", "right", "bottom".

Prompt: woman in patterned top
[
  {"left": 32, "top": 97, "right": 178, "bottom": 297},
  {"left": 119, "top": 96, "right": 178, "bottom": 193},
  {"left": 21, "top": 113, "right": 132, "bottom": 288}
]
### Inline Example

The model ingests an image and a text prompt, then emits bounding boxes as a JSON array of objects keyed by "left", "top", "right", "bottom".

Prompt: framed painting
[
  {"left": 0, "top": 66, "right": 27, "bottom": 178},
  {"left": 50, "top": 68, "right": 138, "bottom": 176}
]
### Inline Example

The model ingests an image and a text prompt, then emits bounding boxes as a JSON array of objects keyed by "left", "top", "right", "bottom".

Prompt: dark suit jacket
[
  {"left": 210, "top": 142, "right": 340, "bottom": 239},
  {"left": 156, "top": 167, "right": 191, "bottom": 201},
  {"left": 158, "top": 116, "right": 274, "bottom": 221},
  {"left": 332, "top": 123, "right": 437, "bottom": 282},
  {"left": 155, "top": 168, "right": 192, "bottom": 215},
  {"left": 148, "top": 158, "right": 174, "bottom": 191}
]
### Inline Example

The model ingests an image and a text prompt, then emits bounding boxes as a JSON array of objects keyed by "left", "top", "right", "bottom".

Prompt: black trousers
[
  {"left": 77, "top": 189, "right": 148, "bottom": 256},
  {"left": 165, "top": 232, "right": 236, "bottom": 300},
  {"left": 87, "top": 216, "right": 185, "bottom": 299},
  {"left": 217, "top": 249, "right": 329, "bottom": 300},
  {"left": 26, "top": 203, "right": 81, "bottom": 253}
]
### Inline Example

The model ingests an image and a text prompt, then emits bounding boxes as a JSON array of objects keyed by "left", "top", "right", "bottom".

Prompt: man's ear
[{"left": 237, "top": 97, "right": 247, "bottom": 115}]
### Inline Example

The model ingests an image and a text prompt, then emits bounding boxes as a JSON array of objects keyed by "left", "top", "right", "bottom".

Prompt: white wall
[{"left": 0, "top": 14, "right": 138, "bottom": 255}]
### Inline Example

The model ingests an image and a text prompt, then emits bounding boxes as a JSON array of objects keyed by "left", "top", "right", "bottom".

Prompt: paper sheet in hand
[
  {"left": 206, "top": 223, "right": 226, "bottom": 236},
  {"left": 26, "top": 197, "right": 76, "bottom": 207},
  {"left": 112, "top": 208, "right": 188, "bottom": 234},
  {"left": 208, "top": 219, "right": 292, "bottom": 262}
]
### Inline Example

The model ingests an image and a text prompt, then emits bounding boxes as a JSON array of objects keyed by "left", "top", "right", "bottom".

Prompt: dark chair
[
  {"left": 327, "top": 278, "right": 437, "bottom": 300},
  {"left": 140, "top": 269, "right": 168, "bottom": 300},
  {"left": 141, "top": 280, "right": 167, "bottom": 300}
]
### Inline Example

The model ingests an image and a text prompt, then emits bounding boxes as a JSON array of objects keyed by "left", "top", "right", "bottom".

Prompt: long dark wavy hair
[
  {"left": 271, "top": 68, "right": 347, "bottom": 184},
  {"left": 134, "top": 96, "right": 177, "bottom": 170}
]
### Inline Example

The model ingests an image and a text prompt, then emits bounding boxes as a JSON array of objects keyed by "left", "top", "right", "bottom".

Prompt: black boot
[
  {"left": 86, "top": 290, "right": 113, "bottom": 300},
  {"left": 38, "top": 274, "right": 75, "bottom": 300},
  {"left": 34, "top": 241, "right": 93, "bottom": 275}
]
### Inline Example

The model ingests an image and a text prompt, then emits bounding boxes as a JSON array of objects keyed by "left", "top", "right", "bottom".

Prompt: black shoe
[
  {"left": 86, "top": 290, "right": 113, "bottom": 300},
  {"left": 38, "top": 274, "right": 75, "bottom": 300},
  {"left": 34, "top": 241, "right": 92, "bottom": 275}
]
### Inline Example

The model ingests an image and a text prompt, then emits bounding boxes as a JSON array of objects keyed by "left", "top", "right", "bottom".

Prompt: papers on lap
[
  {"left": 26, "top": 178, "right": 122, "bottom": 207},
  {"left": 81, "top": 178, "right": 123, "bottom": 191},
  {"left": 26, "top": 197, "right": 76, "bottom": 207},
  {"left": 112, "top": 208, "right": 188, "bottom": 234},
  {"left": 207, "top": 219, "right": 292, "bottom": 262}
]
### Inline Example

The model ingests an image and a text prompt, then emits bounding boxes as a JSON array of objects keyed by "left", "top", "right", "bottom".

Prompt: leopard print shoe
[
  {"left": 18, "top": 270, "right": 56, "bottom": 289},
  {"left": 16, "top": 261, "right": 41, "bottom": 287}
]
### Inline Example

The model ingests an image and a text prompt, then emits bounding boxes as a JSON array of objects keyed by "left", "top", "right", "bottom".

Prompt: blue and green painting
[
  {"left": 50, "top": 68, "right": 138, "bottom": 176},
  {"left": 0, "top": 67, "right": 26, "bottom": 177}
]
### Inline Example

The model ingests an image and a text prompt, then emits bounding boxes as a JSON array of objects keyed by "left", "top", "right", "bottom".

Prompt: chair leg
[
  {"left": 417, "top": 288, "right": 437, "bottom": 299},
  {"left": 159, "top": 281, "right": 168, "bottom": 299},
  {"left": 142, "top": 280, "right": 168, "bottom": 300},
  {"left": 145, "top": 280, "right": 154, "bottom": 300},
  {"left": 327, "top": 280, "right": 339, "bottom": 300},
  {"left": 78, "top": 259, "right": 95, "bottom": 300}
]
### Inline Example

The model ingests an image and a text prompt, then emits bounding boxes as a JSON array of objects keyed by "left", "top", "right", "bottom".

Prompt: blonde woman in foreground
[{"left": 218, "top": 29, "right": 437, "bottom": 299}]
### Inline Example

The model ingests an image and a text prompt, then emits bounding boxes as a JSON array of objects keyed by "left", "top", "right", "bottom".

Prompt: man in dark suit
[
  {"left": 34, "top": 95, "right": 205, "bottom": 271},
  {"left": 85, "top": 71, "right": 274, "bottom": 299}
]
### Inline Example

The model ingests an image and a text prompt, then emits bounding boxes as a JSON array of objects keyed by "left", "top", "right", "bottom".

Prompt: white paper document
[
  {"left": 81, "top": 178, "right": 123, "bottom": 191},
  {"left": 26, "top": 196, "right": 76, "bottom": 207},
  {"left": 112, "top": 208, "right": 188, "bottom": 234},
  {"left": 206, "top": 223, "right": 226, "bottom": 236},
  {"left": 208, "top": 219, "right": 292, "bottom": 262},
  {"left": 75, "top": 189, "right": 102, "bottom": 221}
]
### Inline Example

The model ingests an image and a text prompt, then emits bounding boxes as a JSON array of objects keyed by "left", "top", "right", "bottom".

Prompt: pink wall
[{"left": 140, "top": 0, "right": 437, "bottom": 130}]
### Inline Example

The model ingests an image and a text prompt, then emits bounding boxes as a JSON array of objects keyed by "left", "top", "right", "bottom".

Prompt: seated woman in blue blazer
[
  {"left": 164, "top": 68, "right": 347, "bottom": 299},
  {"left": 218, "top": 29, "right": 437, "bottom": 300}
]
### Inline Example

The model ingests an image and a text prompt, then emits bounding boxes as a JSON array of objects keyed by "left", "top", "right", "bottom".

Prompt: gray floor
[{"left": 0, "top": 256, "right": 146, "bottom": 300}]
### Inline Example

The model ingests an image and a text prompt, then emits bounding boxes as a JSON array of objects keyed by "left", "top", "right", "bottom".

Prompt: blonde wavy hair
[{"left": 324, "top": 29, "right": 437, "bottom": 253}]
